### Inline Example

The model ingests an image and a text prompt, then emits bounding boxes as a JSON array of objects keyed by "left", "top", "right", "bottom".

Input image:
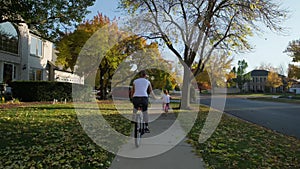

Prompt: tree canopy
[
  {"left": 285, "top": 39, "right": 300, "bottom": 62},
  {"left": 232, "top": 59, "right": 251, "bottom": 91},
  {"left": 266, "top": 71, "right": 283, "bottom": 92},
  {"left": 0, "top": 0, "right": 95, "bottom": 40},
  {"left": 194, "top": 51, "right": 233, "bottom": 90},
  {"left": 288, "top": 64, "right": 300, "bottom": 80},
  {"left": 119, "top": 0, "right": 288, "bottom": 108},
  {"left": 285, "top": 39, "right": 300, "bottom": 80},
  {"left": 56, "top": 13, "right": 175, "bottom": 99}
]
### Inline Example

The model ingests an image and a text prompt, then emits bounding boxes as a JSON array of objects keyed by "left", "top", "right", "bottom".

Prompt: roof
[
  {"left": 249, "top": 69, "right": 286, "bottom": 78},
  {"left": 250, "top": 70, "right": 269, "bottom": 76}
]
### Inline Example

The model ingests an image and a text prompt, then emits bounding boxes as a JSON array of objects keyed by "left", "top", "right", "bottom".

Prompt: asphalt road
[{"left": 199, "top": 95, "right": 300, "bottom": 139}]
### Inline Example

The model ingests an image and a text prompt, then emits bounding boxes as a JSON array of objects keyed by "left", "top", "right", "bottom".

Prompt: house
[
  {"left": 244, "top": 69, "right": 286, "bottom": 93},
  {"left": 0, "top": 22, "right": 84, "bottom": 92},
  {"left": 289, "top": 81, "right": 300, "bottom": 94}
]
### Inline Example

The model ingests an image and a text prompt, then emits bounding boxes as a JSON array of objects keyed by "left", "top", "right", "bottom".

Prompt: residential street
[{"left": 200, "top": 95, "right": 300, "bottom": 139}]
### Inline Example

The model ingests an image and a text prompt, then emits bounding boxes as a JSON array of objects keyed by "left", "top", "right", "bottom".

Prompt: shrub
[{"left": 10, "top": 81, "right": 88, "bottom": 102}]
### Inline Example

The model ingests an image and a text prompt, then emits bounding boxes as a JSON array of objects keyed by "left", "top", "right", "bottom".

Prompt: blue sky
[{"left": 86, "top": 0, "right": 300, "bottom": 74}]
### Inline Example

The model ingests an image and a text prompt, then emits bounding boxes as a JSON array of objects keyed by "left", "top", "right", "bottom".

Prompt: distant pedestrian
[{"left": 161, "top": 89, "right": 170, "bottom": 113}]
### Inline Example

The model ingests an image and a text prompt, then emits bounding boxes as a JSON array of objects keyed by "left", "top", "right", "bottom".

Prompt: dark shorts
[{"left": 132, "top": 97, "right": 148, "bottom": 112}]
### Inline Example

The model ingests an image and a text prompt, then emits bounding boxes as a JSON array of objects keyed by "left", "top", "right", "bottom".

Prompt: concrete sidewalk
[{"left": 109, "top": 107, "right": 206, "bottom": 169}]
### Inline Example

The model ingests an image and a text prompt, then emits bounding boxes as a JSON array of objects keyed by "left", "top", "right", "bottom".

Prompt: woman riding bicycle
[{"left": 130, "top": 70, "right": 157, "bottom": 133}]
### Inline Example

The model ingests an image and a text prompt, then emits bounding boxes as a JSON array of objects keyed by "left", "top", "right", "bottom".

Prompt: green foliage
[
  {"left": 233, "top": 60, "right": 251, "bottom": 90},
  {"left": 56, "top": 30, "right": 91, "bottom": 71},
  {"left": 128, "top": 68, "right": 177, "bottom": 91},
  {"left": 9, "top": 81, "right": 87, "bottom": 102},
  {"left": 55, "top": 14, "right": 111, "bottom": 72},
  {"left": 0, "top": 0, "right": 96, "bottom": 40}
]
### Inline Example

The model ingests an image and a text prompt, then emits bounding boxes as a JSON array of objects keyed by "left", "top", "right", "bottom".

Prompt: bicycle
[{"left": 134, "top": 104, "right": 145, "bottom": 147}]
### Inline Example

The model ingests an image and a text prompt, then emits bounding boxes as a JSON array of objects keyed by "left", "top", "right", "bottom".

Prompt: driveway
[{"left": 200, "top": 95, "right": 300, "bottom": 139}]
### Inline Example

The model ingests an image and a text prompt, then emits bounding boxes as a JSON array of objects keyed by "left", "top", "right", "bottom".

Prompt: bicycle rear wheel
[{"left": 134, "top": 114, "right": 142, "bottom": 147}]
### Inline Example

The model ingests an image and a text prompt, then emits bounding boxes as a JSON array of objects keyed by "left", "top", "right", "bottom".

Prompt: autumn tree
[
  {"left": 285, "top": 39, "right": 300, "bottom": 81},
  {"left": 285, "top": 39, "right": 300, "bottom": 62},
  {"left": 120, "top": 0, "right": 288, "bottom": 108},
  {"left": 56, "top": 13, "right": 111, "bottom": 72},
  {"left": 0, "top": 0, "right": 96, "bottom": 40},
  {"left": 194, "top": 51, "right": 233, "bottom": 92},
  {"left": 110, "top": 37, "right": 175, "bottom": 86},
  {"left": 266, "top": 71, "right": 283, "bottom": 93},
  {"left": 226, "top": 68, "right": 237, "bottom": 88},
  {"left": 288, "top": 64, "right": 300, "bottom": 80},
  {"left": 195, "top": 70, "right": 211, "bottom": 92},
  {"left": 56, "top": 13, "right": 169, "bottom": 99},
  {"left": 205, "top": 51, "right": 233, "bottom": 89},
  {"left": 56, "top": 14, "right": 117, "bottom": 99}
]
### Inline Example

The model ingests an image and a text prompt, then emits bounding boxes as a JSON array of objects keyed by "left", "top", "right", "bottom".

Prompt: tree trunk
[{"left": 181, "top": 66, "right": 191, "bottom": 109}]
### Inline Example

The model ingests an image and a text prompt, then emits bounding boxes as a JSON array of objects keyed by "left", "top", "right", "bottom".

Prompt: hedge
[{"left": 10, "top": 81, "right": 90, "bottom": 102}]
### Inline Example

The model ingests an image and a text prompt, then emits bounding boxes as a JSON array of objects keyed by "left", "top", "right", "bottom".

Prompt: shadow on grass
[{"left": 0, "top": 106, "right": 132, "bottom": 168}]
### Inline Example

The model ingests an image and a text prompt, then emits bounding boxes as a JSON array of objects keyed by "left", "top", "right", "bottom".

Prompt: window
[
  {"left": 0, "top": 22, "right": 19, "bottom": 54},
  {"left": 2, "top": 63, "right": 17, "bottom": 84},
  {"left": 30, "top": 36, "right": 43, "bottom": 57},
  {"left": 29, "top": 68, "right": 43, "bottom": 81}
]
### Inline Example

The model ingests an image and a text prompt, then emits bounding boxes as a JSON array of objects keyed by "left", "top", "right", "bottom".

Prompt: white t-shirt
[
  {"left": 162, "top": 94, "right": 170, "bottom": 103},
  {"left": 133, "top": 78, "right": 151, "bottom": 97}
]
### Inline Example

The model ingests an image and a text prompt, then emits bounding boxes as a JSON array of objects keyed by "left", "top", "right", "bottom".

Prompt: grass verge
[
  {"left": 248, "top": 97, "right": 300, "bottom": 104},
  {"left": 186, "top": 106, "right": 300, "bottom": 169}
]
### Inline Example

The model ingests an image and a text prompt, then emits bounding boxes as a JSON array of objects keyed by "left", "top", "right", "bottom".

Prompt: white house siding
[
  {"left": 0, "top": 22, "right": 84, "bottom": 86},
  {"left": 54, "top": 70, "right": 84, "bottom": 84},
  {"left": 0, "top": 23, "right": 27, "bottom": 83},
  {"left": 0, "top": 24, "right": 53, "bottom": 82},
  {"left": 28, "top": 34, "right": 53, "bottom": 81},
  {"left": 289, "top": 88, "right": 300, "bottom": 94},
  {"left": 19, "top": 23, "right": 30, "bottom": 81}
]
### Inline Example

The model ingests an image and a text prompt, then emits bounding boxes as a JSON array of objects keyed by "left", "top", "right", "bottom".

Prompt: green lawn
[
  {"left": 0, "top": 103, "right": 130, "bottom": 168},
  {"left": 186, "top": 106, "right": 300, "bottom": 169},
  {"left": 247, "top": 94, "right": 300, "bottom": 104},
  {"left": 0, "top": 101, "right": 299, "bottom": 168}
]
